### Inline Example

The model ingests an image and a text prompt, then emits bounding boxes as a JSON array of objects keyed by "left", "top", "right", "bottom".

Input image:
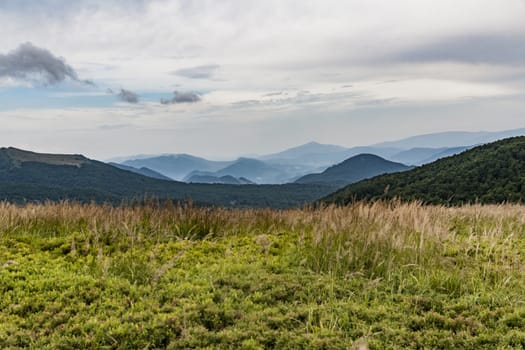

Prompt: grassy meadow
[{"left": 1, "top": 201, "right": 525, "bottom": 349}]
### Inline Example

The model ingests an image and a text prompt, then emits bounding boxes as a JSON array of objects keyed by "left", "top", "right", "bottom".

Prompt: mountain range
[{"left": 112, "top": 128, "right": 525, "bottom": 184}]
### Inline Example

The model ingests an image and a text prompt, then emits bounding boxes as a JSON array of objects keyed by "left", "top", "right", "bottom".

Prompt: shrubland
[{"left": 1, "top": 201, "right": 525, "bottom": 349}]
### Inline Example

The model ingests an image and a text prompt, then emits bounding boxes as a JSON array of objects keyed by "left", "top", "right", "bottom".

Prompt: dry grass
[{"left": 1, "top": 200, "right": 523, "bottom": 282}]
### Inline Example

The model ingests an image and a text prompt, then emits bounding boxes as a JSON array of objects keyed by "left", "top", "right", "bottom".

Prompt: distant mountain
[
  {"left": 389, "top": 146, "right": 473, "bottom": 165},
  {"left": 109, "top": 163, "right": 173, "bottom": 180},
  {"left": 0, "top": 147, "right": 336, "bottom": 208},
  {"left": 122, "top": 154, "right": 232, "bottom": 180},
  {"left": 261, "top": 142, "right": 349, "bottom": 161},
  {"left": 186, "top": 174, "right": 255, "bottom": 185},
  {"left": 213, "top": 158, "right": 287, "bottom": 184},
  {"left": 374, "top": 128, "right": 525, "bottom": 149},
  {"left": 260, "top": 141, "right": 402, "bottom": 168},
  {"left": 295, "top": 154, "right": 411, "bottom": 186},
  {"left": 108, "top": 128, "right": 525, "bottom": 184},
  {"left": 322, "top": 136, "right": 525, "bottom": 205}
]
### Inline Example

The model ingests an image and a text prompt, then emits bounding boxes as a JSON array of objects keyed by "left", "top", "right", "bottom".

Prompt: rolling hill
[
  {"left": 0, "top": 147, "right": 336, "bottom": 208},
  {"left": 295, "top": 154, "right": 411, "bottom": 186},
  {"left": 322, "top": 136, "right": 525, "bottom": 205}
]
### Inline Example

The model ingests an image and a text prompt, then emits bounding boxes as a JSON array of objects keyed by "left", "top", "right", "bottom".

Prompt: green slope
[
  {"left": 322, "top": 136, "right": 525, "bottom": 205},
  {"left": 0, "top": 147, "right": 336, "bottom": 208}
]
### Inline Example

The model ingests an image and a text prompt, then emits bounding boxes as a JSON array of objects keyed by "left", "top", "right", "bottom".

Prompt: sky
[{"left": 1, "top": 0, "right": 525, "bottom": 160}]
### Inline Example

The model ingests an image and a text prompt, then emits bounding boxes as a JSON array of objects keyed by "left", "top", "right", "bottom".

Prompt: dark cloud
[
  {"left": 160, "top": 91, "right": 201, "bottom": 104},
  {"left": 173, "top": 64, "right": 220, "bottom": 79},
  {"left": 117, "top": 89, "right": 139, "bottom": 103},
  {"left": 0, "top": 42, "right": 91, "bottom": 86},
  {"left": 395, "top": 34, "right": 525, "bottom": 65}
]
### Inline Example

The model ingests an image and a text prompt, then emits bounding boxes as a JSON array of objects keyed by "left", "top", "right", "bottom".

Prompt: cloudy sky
[{"left": 1, "top": 0, "right": 525, "bottom": 159}]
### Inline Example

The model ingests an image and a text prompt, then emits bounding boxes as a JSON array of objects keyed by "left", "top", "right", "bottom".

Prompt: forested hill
[{"left": 322, "top": 136, "right": 525, "bottom": 205}]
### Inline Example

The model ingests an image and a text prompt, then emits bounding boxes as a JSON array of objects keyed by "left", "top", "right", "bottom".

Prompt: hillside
[
  {"left": 0, "top": 147, "right": 337, "bottom": 208},
  {"left": 322, "top": 136, "right": 525, "bottom": 205},
  {"left": 295, "top": 154, "right": 410, "bottom": 186}
]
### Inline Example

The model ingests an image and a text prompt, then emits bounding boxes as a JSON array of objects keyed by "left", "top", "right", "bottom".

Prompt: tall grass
[
  {"left": 0, "top": 200, "right": 523, "bottom": 288},
  {"left": 298, "top": 201, "right": 525, "bottom": 297}
]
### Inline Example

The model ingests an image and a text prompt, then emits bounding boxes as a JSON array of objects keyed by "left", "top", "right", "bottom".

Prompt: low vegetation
[{"left": 1, "top": 201, "right": 525, "bottom": 348}]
